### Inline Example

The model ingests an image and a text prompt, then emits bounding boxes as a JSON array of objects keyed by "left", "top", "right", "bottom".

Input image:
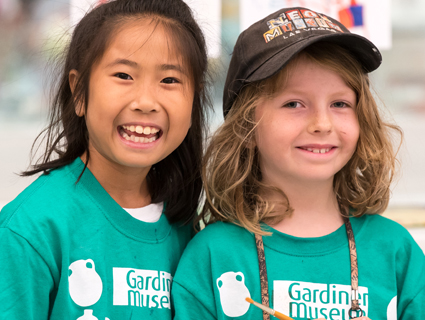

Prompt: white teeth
[
  {"left": 123, "top": 125, "right": 159, "bottom": 134},
  {"left": 121, "top": 134, "right": 158, "bottom": 144},
  {"left": 122, "top": 132, "right": 130, "bottom": 141},
  {"left": 121, "top": 125, "right": 160, "bottom": 144},
  {"left": 305, "top": 148, "right": 331, "bottom": 153}
]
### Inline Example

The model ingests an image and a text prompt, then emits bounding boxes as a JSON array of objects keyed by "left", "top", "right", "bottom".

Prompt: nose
[
  {"left": 130, "top": 86, "right": 159, "bottom": 113},
  {"left": 308, "top": 107, "right": 332, "bottom": 134}
]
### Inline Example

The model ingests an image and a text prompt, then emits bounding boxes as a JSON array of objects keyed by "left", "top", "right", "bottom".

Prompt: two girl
[
  {"left": 0, "top": 0, "right": 209, "bottom": 319},
  {"left": 2, "top": 2, "right": 424, "bottom": 319},
  {"left": 172, "top": 6, "right": 425, "bottom": 320}
]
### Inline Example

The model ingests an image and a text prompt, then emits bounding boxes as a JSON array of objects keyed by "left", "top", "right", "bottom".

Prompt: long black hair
[{"left": 23, "top": 0, "right": 211, "bottom": 225}]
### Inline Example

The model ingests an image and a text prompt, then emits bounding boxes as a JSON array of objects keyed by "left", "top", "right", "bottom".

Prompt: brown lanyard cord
[
  {"left": 344, "top": 216, "right": 363, "bottom": 319},
  {"left": 255, "top": 217, "right": 363, "bottom": 320},
  {"left": 255, "top": 233, "right": 271, "bottom": 320}
]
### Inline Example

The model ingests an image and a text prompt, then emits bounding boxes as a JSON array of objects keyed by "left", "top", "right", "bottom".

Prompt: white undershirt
[{"left": 123, "top": 202, "right": 163, "bottom": 223}]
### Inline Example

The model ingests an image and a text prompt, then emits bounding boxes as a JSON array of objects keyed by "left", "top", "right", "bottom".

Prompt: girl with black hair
[{"left": 0, "top": 0, "right": 210, "bottom": 319}]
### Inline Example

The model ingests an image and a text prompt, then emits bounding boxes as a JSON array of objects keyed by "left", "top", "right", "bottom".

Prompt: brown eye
[
  {"left": 161, "top": 77, "right": 179, "bottom": 84},
  {"left": 115, "top": 73, "right": 133, "bottom": 80}
]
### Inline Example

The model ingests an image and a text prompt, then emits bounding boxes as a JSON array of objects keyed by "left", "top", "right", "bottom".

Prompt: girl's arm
[
  {"left": 0, "top": 228, "right": 53, "bottom": 319},
  {"left": 172, "top": 280, "right": 217, "bottom": 320},
  {"left": 395, "top": 230, "right": 425, "bottom": 319},
  {"left": 171, "top": 229, "right": 218, "bottom": 320},
  {"left": 171, "top": 251, "right": 218, "bottom": 319},
  {"left": 397, "top": 278, "right": 425, "bottom": 319}
]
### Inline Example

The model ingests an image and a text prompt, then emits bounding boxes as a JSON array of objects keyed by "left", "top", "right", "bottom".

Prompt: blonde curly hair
[{"left": 200, "top": 42, "right": 402, "bottom": 235}]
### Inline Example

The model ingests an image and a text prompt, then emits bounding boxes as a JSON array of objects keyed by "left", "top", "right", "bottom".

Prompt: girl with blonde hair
[{"left": 172, "top": 6, "right": 425, "bottom": 320}]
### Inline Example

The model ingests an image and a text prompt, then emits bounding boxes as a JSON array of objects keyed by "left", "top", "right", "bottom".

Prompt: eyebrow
[
  {"left": 106, "top": 59, "right": 186, "bottom": 75},
  {"left": 106, "top": 58, "right": 139, "bottom": 69},
  {"left": 160, "top": 63, "right": 185, "bottom": 74}
]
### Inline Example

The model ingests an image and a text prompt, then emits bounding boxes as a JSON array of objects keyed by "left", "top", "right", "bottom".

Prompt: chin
[
  {"left": 294, "top": 173, "right": 336, "bottom": 184},
  {"left": 111, "top": 156, "right": 155, "bottom": 170}
]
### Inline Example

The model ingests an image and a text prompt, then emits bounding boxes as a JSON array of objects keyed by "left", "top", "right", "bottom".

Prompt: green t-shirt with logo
[
  {"left": 172, "top": 217, "right": 425, "bottom": 320},
  {"left": 0, "top": 158, "right": 193, "bottom": 319}
]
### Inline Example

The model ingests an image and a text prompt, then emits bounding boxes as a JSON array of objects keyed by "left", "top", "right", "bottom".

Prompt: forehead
[
  {"left": 102, "top": 18, "right": 186, "bottom": 67},
  {"left": 266, "top": 54, "right": 351, "bottom": 92}
]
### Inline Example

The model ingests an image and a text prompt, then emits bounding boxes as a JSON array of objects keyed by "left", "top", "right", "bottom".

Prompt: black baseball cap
[{"left": 223, "top": 7, "right": 382, "bottom": 117}]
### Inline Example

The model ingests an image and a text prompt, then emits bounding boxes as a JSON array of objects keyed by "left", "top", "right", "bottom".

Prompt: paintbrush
[{"left": 245, "top": 297, "right": 295, "bottom": 320}]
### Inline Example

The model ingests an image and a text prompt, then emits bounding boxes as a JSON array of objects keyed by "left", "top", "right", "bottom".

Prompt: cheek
[
  {"left": 349, "top": 117, "right": 360, "bottom": 144},
  {"left": 254, "top": 107, "right": 273, "bottom": 146},
  {"left": 254, "top": 121, "right": 272, "bottom": 150},
  {"left": 339, "top": 119, "right": 360, "bottom": 154},
  {"left": 256, "top": 115, "right": 296, "bottom": 150},
  {"left": 84, "top": 106, "right": 107, "bottom": 135},
  {"left": 170, "top": 102, "right": 193, "bottom": 133},
  {"left": 337, "top": 112, "right": 359, "bottom": 137},
  {"left": 177, "top": 114, "right": 192, "bottom": 132}
]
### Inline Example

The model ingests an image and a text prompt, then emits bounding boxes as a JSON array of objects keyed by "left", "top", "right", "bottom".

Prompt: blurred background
[{"left": 0, "top": 0, "right": 424, "bottom": 250}]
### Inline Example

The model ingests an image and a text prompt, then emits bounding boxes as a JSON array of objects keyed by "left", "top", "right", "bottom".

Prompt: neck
[
  {"left": 264, "top": 177, "right": 344, "bottom": 237},
  {"left": 81, "top": 150, "right": 151, "bottom": 209}
]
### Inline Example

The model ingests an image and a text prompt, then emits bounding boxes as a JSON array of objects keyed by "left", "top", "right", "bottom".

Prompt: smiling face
[
  {"left": 74, "top": 18, "right": 194, "bottom": 174},
  {"left": 255, "top": 55, "right": 359, "bottom": 187}
]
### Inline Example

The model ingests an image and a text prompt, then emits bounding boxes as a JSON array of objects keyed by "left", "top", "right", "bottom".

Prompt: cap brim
[{"left": 246, "top": 32, "right": 381, "bottom": 83}]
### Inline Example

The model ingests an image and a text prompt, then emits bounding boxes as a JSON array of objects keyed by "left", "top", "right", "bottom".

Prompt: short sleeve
[
  {"left": 396, "top": 233, "right": 425, "bottom": 319},
  {"left": 0, "top": 228, "right": 54, "bottom": 320},
  {"left": 171, "top": 232, "right": 217, "bottom": 320},
  {"left": 399, "top": 285, "right": 425, "bottom": 319}
]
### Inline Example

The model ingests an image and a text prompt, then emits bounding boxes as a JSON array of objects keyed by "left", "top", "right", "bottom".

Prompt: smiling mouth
[
  {"left": 297, "top": 147, "right": 336, "bottom": 154},
  {"left": 118, "top": 125, "right": 162, "bottom": 143}
]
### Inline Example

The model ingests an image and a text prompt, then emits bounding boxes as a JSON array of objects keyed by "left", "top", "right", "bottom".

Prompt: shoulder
[
  {"left": 359, "top": 216, "right": 425, "bottom": 310},
  {"left": 169, "top": 221, "right": 195, "bottom": 249},
  {"left": 356, "top": 214, "right": 415, "bottom": 243},
  {"left": 173, "top": 222, "right": 255, "bottom": 290},
  {"left": 190, "top": 221, "right": 251, "bottom": 247},
  {"left": 360, "top": 213, "right": 407, "bottom": 231},
  {"left": 177, "top": 222, "right": 252, "bottom": 261},
  {"left": 199, "top": 221, "right": 247, "bottom": 236},
  {"left": 355, "top": 214, "right": 424, "bottom": 261},
  {"left": 0, "top": 161, "right": 82, "bottom": 231},
  {"left": 0, "top": 163, "right": 83, "bottom": 270}
]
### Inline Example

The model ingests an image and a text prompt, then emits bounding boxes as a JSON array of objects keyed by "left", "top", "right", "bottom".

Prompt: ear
[{"left": 69, "top": 69, "right": 85, "bottom": 117}]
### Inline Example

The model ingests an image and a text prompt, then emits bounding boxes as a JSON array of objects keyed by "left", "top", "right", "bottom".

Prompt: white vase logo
[
  {"left": 76, "top": 309, "right": 110, "bottom": 320},
  {"left": 216, "top": 272, "right": 251, "bottom": 317},
  {"left": 69, "top": 259, "right": 103, "bottom": 307},
  {"left": 387, "top": 296, "right": 397, "bottom": 320}
]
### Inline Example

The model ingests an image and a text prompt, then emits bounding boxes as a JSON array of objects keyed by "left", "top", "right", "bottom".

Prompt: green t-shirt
[
  {"left": 172, "top": 216, "right": 425, "bottom": 320},
  {"left": 0, "top": 158, "right": 193, "bottom": 319}
]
